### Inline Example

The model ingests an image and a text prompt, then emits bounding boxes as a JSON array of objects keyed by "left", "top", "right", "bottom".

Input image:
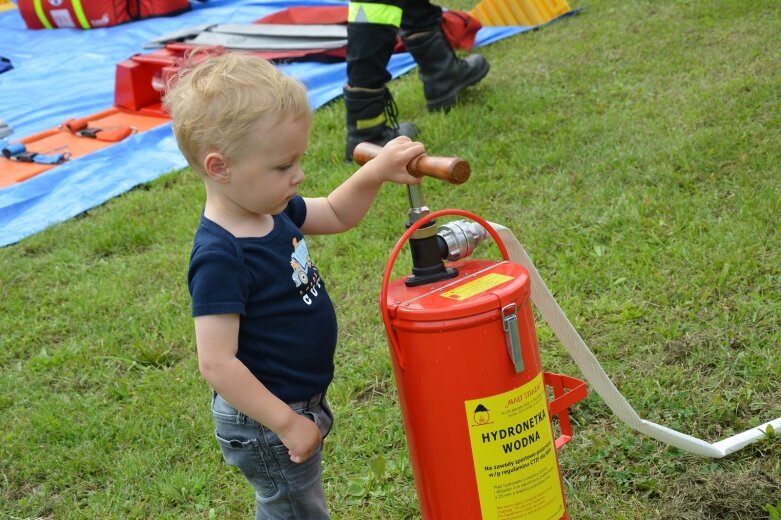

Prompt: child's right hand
[{"left": 277, "top": 412, "right": 322, "bottom": 463}]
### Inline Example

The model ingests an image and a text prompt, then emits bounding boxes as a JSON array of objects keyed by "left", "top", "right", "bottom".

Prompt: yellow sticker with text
[
  {"left": 441, "top": 273, "right": 513, "bottom": 301},
  {"left": 464, "top": 373, "right": 566, "bottom": 520}
]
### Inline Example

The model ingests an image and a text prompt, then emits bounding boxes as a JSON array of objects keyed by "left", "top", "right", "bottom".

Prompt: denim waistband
[
  {"left": 212, "top": 391, "right": 326, "bottom": 427},
  {"left": 287, "top": 392, "right": 324, "bottom": 412}
]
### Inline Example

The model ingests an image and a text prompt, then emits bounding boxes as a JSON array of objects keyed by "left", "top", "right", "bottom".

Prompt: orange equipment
[
  {"left": 0, "top": 108, "right": 167, "bottom": 188},
  {"left": 354, "top": 143, "right": 587, "bottom": 519}
]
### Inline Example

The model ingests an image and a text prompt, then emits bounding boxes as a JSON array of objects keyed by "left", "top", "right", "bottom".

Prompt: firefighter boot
[
  {"left": 401, "top": 28, "right": 490, "bottom": 112},
  {"left": 344, "top": 86, "right": 418, "bottom": 162}
]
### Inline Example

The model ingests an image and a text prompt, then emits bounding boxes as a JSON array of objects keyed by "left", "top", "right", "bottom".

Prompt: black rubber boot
[
  {"left": 401, "top": 28, "right": 490, "bottom": 112},
  {"left": 344, "top": 86, "right": 418, "bottom": 162}
]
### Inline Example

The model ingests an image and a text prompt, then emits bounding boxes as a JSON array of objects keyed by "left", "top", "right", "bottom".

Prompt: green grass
[{"left": 2, "top": 0, "right": 780, "bottom": 518}]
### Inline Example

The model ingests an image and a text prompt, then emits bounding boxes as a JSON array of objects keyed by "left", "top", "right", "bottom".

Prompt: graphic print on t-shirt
[{"left": 290, "top": 237, "right": 322, "bottom": 306}]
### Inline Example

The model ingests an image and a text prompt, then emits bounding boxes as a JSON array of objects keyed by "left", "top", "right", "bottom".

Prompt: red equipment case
[{"left": 18, "top": 0, "right": 189, "bottom": 30}]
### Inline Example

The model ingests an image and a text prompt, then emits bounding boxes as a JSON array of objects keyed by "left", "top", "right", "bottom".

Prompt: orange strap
[
  {"left": 94, "top": 127, "right": 133, "bottom": 142},
  {"left": 62, "top": 117, "right": 89, "bottom": 133},
  {"left": 61, "top": 118, "right": 134, "bottom": 142}
]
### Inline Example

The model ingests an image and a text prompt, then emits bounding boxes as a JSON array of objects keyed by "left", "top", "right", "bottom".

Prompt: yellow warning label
[
  {"left": 441, "top": 273, "right": 514, "bottom": 301},
  {"left": 464, "top": 373, "right": 565, "bottom": 520}
]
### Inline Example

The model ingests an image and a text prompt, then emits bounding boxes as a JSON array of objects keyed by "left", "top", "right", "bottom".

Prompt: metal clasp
[{"left": 502, "top": 303, "right": 524, "bottom": 373}]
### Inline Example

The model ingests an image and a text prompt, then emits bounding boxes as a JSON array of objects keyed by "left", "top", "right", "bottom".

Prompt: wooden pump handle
[{"left": 352, "top": 142, "right": 471, "bottom": 185}]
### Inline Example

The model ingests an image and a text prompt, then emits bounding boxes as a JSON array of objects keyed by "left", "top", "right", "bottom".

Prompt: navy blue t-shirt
[{"left": 188, "top": 196, "right": 337, "bottom": 403}]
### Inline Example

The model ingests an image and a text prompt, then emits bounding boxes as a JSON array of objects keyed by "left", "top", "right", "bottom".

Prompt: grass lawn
[{"left": 1, "top": 0, "right": 780, "bottom": 518}]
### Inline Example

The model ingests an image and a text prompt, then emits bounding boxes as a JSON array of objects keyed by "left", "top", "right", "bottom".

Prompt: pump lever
[{"left": 353, "top": 142, "right": 471, "bottom": 185}]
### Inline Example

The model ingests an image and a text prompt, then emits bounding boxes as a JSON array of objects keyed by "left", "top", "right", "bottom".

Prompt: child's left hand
[
  {"left": 370, "top": 136, "right": 426, "bottom": 185},
  {"left": 278, "top": 412, "right": 323, "bottom": 464},
  {"left": 301, "top": 135, "right": 426, "bottom": 235}
]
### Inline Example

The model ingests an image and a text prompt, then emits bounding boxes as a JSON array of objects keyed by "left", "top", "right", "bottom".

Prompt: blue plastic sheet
[{"left": 0, "top": 0, "right": 530, "bottom": 247}]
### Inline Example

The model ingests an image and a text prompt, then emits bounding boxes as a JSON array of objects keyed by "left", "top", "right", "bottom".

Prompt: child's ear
[{"left": 204, "top": 152, "right": 230, "bottom": 183}]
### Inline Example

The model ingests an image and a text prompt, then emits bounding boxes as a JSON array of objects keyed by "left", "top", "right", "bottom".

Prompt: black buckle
[
  {"left": 76, "top": 128, "right": 101, "bottom": 138},
  {"left": 12, "top": 151, "right": 38, "bottom": 162}
]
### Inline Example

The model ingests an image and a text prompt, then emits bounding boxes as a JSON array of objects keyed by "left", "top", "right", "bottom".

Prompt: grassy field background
[{"left": 1, "top": 0, "right": 780, "bottom": 518}]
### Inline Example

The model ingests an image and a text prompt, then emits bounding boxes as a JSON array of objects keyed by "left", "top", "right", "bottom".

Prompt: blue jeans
[{"left": 211, "top": 392, "right": 334, "bottom": 520}]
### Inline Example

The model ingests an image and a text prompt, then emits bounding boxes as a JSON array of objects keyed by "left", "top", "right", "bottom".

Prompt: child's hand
[
  {"left": 370, "top": 136, "right": 426, "bottom": 185},
  {"left": 278, "top": 413, "right": 322, "bottom": 463}
]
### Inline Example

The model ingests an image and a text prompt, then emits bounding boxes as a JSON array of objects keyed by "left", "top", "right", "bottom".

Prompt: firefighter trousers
[{"left": 346, "top": 0, "right": 442, "bottom": 89}]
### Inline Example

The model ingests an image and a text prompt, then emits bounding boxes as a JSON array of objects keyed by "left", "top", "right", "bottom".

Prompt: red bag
[
  {"left": 18, "top": 0, "right": 189, "bottom": 30},
  {"left": 131, "top": 0, "right": 191, "bottom": 21}
]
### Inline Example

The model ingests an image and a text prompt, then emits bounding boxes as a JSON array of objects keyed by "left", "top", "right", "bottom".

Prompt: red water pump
[{"left": 355, "top": 143, "right": 588, "bottom": 520}]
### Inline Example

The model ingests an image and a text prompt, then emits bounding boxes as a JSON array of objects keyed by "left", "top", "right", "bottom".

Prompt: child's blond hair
[{"left": 163, "top": 51, "right": 311, "bottom": 174}]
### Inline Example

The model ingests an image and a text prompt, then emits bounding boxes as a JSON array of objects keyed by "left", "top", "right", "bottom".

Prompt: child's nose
[{"left": 292, "top": 167, "right": 305, "bottom": 185}]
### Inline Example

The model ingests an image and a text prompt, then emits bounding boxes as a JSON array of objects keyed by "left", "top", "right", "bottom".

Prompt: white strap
[{"left": 490, "top": 222, "right": 781, "bottom": 458}]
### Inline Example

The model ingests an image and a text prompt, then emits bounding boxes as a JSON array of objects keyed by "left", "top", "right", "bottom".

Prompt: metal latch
[{"left": 502, "top": 303, "right": 524, "bottom": 373}]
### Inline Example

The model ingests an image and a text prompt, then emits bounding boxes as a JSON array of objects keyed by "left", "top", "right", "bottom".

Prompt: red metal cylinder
[{"left": 381, "top": 210, "right": 570, "bottom": 520}]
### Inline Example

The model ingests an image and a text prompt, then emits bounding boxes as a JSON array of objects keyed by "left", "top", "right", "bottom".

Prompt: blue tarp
[{"left": 0, "top": 0, "right": 530, "bottom": 247}]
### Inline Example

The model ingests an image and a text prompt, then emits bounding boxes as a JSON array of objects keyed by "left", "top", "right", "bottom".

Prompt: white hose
[{"left": 489, "top": 222, "right": 781, "bottom": 457}]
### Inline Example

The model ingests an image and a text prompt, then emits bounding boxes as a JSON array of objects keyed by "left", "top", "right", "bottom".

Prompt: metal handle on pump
[
  {"left": 502, "top": 303, "right": 525, "bottom": 373},
  {"left": 355, "top": 141, "right": 476, "bottom": 286}
]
